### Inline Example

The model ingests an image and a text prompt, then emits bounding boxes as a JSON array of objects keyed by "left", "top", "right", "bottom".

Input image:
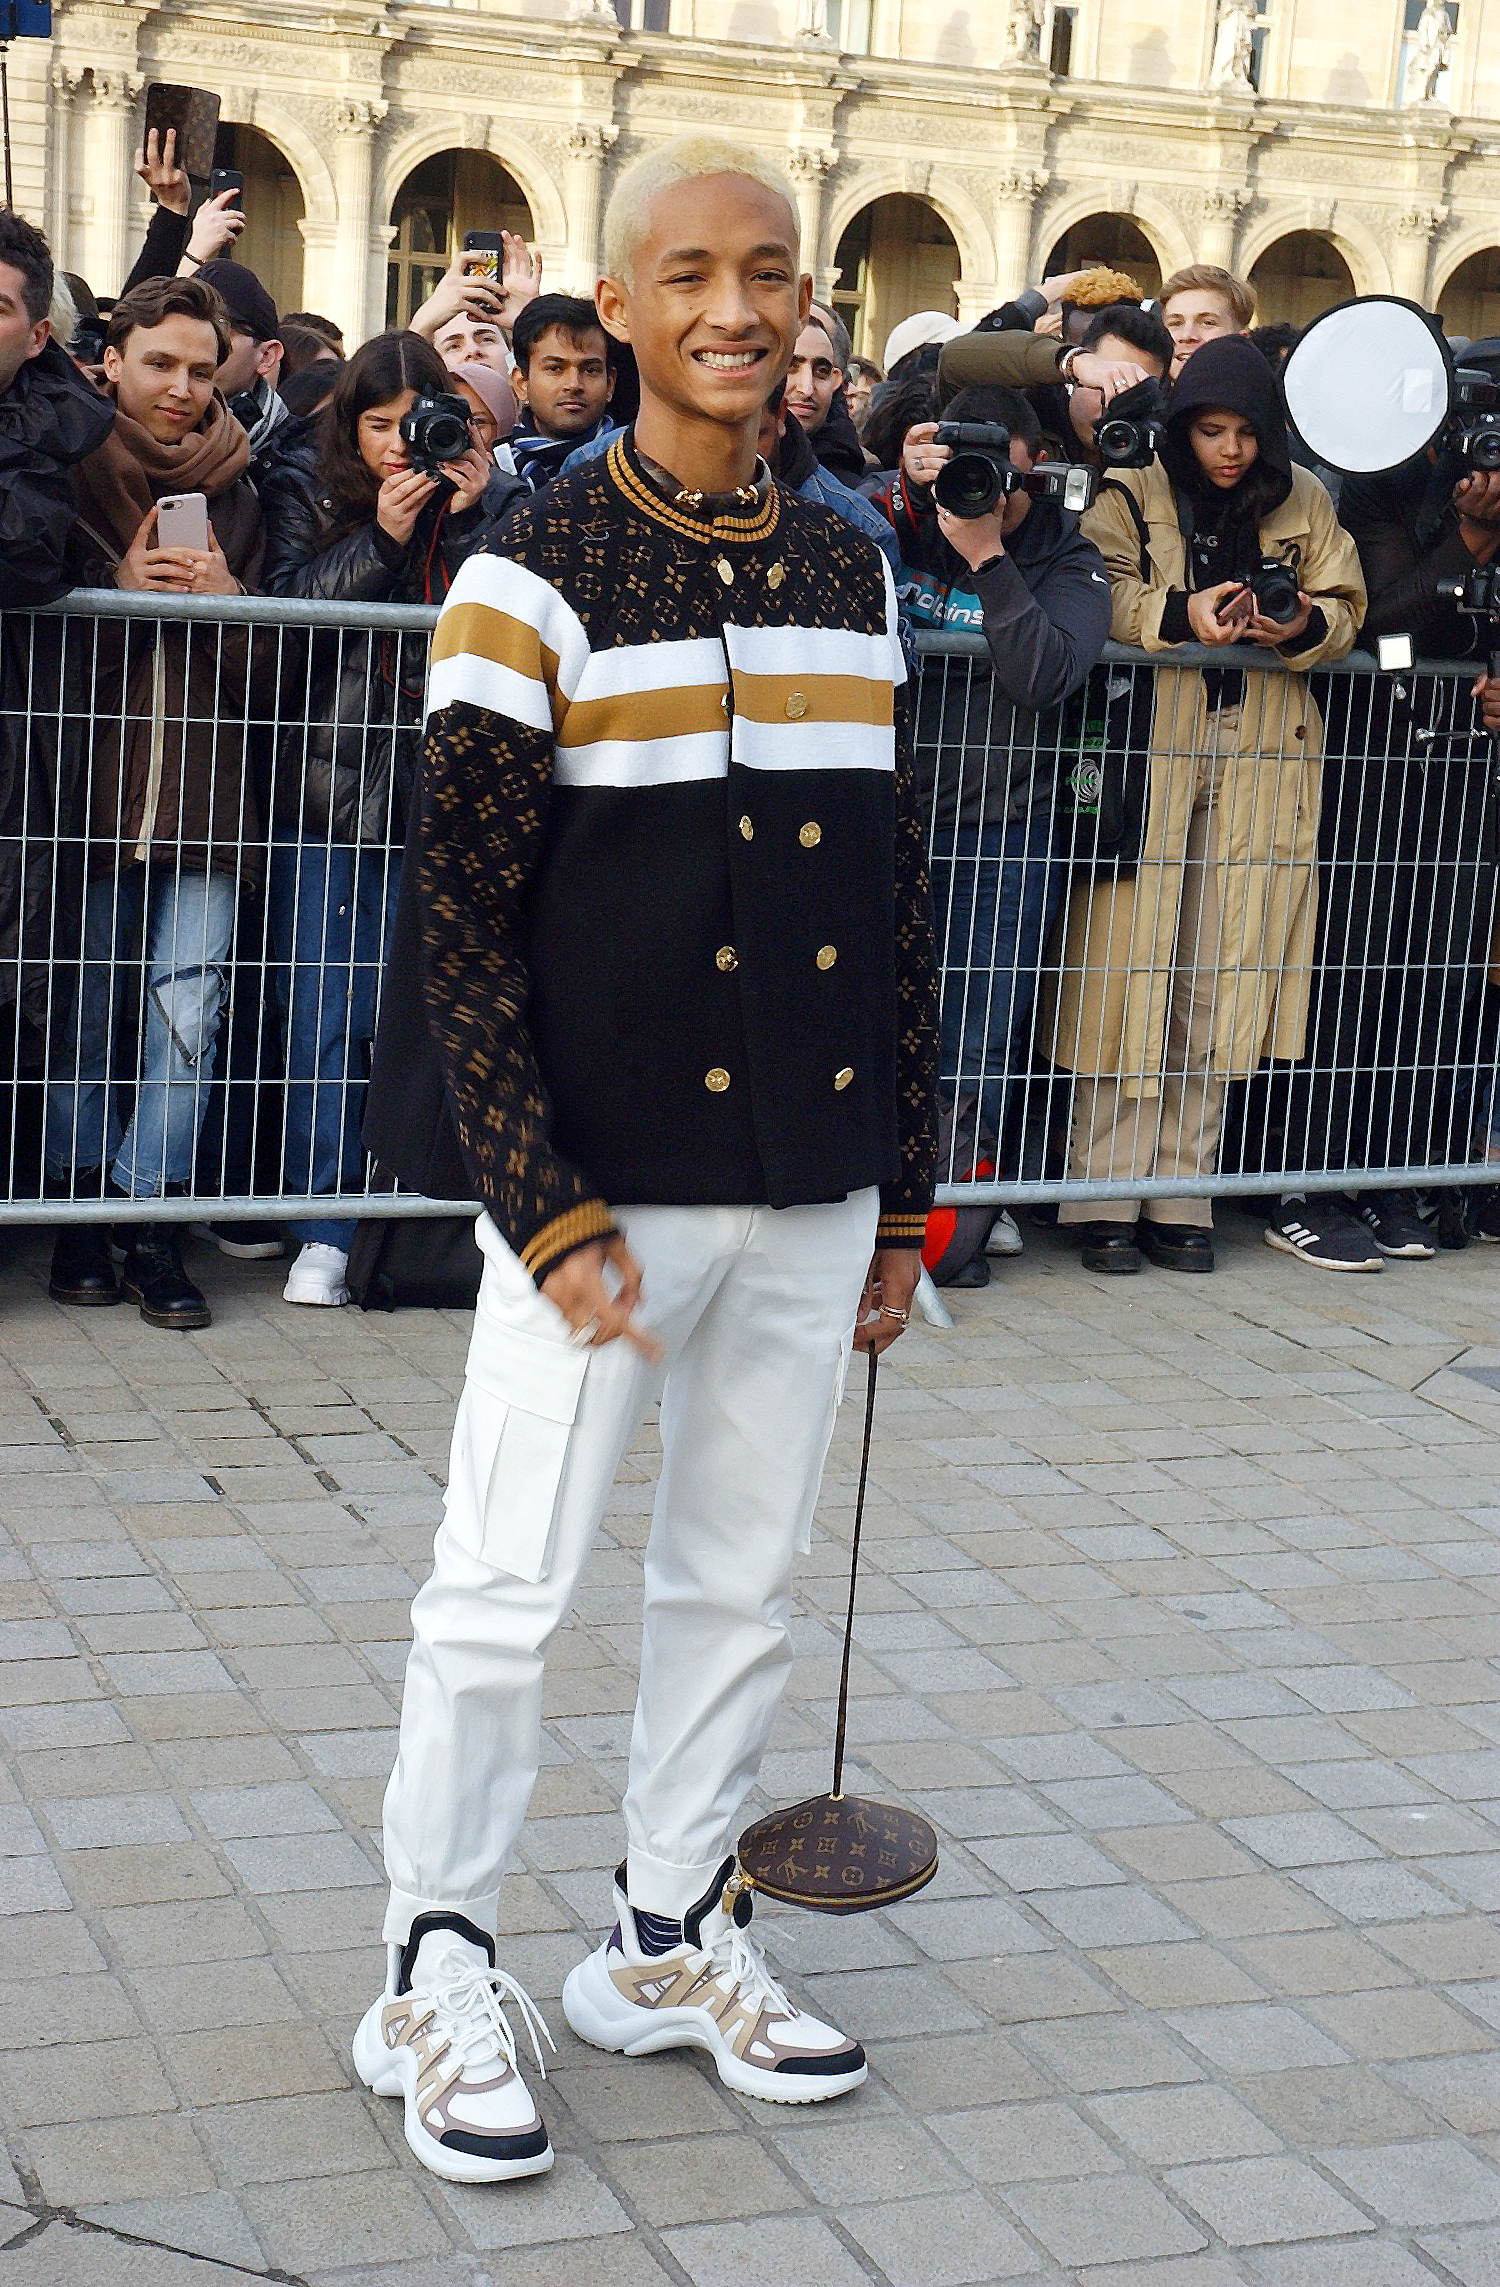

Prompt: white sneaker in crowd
[
  {"left": 562, "top": 1858, "right": 867, "bottom": 2104},
  {"left": 282, "top": 1242, "right": 350, "bottom": 1306},
  {"left": 986, "top": 1209, "right": 1024, "bottom": 1257},
  {"left": 352, "top": 1916, "right": 555, "bottom": 2183}
]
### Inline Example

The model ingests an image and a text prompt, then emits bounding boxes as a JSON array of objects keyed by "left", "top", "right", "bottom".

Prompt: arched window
[
  {"left": 1248, "top": 231, "right": 1355, "bottom": 327},
  {"left": 211, "top": 123, "right": 306, "bottom": 315},
  {"left": 1439, "top": 249, "right": 1500, "bottom": 341},
  {"left": 833, "top": 195, "right": 958, "bottom": 363},
  {"left": 386, "top": 152, "right": 533, "bottom": 329},
  {"left": 1042, "top": 214, "right": 1162, "bottom": 298}
]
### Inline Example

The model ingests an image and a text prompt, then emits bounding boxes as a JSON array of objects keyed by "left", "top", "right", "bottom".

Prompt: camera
[
  {"left": 1449, "top": 370, "right": 1500, "bottom": 475},
  {"left": 1440, "top": 566, "right": 1500, "bottom": 617},
  {"left": 1094, "top": 379, "right": 1167, "bottom": 471},
  {"left": 931, "top": 422, "right": 1023, "bottom": 519},
  {"left": 399, "top": 390, "right": 473, "bottom": 476},
  {"left": 1232, "top": 557, "right": 1303, "bottom": 625}
]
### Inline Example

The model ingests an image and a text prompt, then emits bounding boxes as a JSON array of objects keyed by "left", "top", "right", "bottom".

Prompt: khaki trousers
[{"left": 1061, "top": 712, "right": 1237, "bottom": 1231}]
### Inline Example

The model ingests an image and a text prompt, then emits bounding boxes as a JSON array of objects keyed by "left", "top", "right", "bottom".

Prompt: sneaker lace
[
  {"left": 704, "top": 1922, "right": 795, "bottom": 2021},
  {"left": 425, "top": 1947, "right": 557, "bottom": 2081}
]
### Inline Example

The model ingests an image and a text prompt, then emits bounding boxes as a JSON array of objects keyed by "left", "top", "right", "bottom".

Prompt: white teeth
[{"left": 696, "top": 350, "right": 762, "bottom": 370}]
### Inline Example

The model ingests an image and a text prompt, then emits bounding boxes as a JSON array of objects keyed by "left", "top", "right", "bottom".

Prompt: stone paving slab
[{"left": 2, "top": 1212, "right": 1500, "bottom": 2283}]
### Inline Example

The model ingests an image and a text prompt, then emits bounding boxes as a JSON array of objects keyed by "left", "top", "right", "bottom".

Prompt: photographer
[
  {"left": 47, "top": 274, "right": 264, "bottom": 1331},
  {"left": 1268, "top": 382, "right": 1500, "bottom": 1266},
  {"left": 260, "top": 330, "right": 523, "bottom": 1307},
  {"left": 874, "top": 384, "right": 1111, "bottom": 1281},
  {"left": 1049, "top": 335, "right": 1365, "bottom": 1275},
  {"left": 412, "top": 234, "right": 543, "bottom": 375}
]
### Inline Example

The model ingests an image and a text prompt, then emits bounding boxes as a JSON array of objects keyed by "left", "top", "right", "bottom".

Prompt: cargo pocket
[
  {"left": 794, "top": 1329, "right": 856, "bottom": 1556},
  {"left": 445, "top": 1319, "right": 590, "bottom": 1582}
]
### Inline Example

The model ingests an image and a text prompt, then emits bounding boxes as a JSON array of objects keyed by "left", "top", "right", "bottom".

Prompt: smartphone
[
  {"left": 156, "top": 492, "right": 210, "bottom": 555},
  {"left": 209, "top": 167, "right": 243, "bottom": 204},
  {"left": 143, "top": 83, "right": 221, "bottom": 183},
  {"left": 462, "top": 230, "right": 505, "bottom": 282}
]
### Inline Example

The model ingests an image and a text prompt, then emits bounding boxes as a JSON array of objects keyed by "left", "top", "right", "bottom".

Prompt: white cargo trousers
[{"left": 381, "top": 1191, "right": 879, "bottom": 1942}]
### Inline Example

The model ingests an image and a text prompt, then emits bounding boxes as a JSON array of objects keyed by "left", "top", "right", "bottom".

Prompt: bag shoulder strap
[{"left": 1095, "top": 475, "right": 1153, "bottom": 583}]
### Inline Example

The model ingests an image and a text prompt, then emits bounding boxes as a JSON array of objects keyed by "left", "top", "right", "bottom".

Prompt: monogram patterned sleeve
[
  {"left": 414, "top": 695, "right": 617, "bottom": 1286},
  {"left": 879, "top": 651, "right": 941, "bottom": 1250}
]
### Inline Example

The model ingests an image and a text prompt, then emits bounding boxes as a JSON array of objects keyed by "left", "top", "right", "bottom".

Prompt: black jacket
[
  {"left": 0, "top": 343, "right": 115, "bottom": 1030},
  {"left": 872, "top": 466, "right": 1112, "bottom": 831},
  {"left": 811, "top": 389, "right": 869, "bottom": 486},
  {"left": 260, "top": 454, "right": 525, "bottom": 844},
  {"left": 121, "top": 205, "right": 190, "bottom": 296}
]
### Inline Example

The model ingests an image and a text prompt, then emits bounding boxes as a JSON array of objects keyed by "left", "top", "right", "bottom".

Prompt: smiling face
[
  {"left": 1163, "top": 288, "right": 1243, "bottom": 377},
  {"left": 784, "top": 319, "right": 839, "bottom": 437},
  {"left": 104, "top": 314, "right": 221, "bottom": 443},
  {"left": 514, "top": 322, "right": 614, "bottom": 438},
  {"left": 1188, "top": 407, "right": 1259, "bottom": 488},
  {"left": 598, "top": 171, "right": 808, "bottom": 458},
  {"left": 356, "top": 387, "right": 420, "bottom": 480}
]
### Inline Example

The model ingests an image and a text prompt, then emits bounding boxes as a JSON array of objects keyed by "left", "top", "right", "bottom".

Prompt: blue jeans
[
  {"left": 44, "top": 866, "right": 236, "bottom": 1197},
  {"left": 928, "top": 809, "right": 1064, "bottom": 1150},
  {"left": 269, "top": 835, "right": 400, "bottom": 1250}
]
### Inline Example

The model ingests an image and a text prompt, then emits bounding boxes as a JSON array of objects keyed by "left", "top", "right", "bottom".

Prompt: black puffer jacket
[
  {"left": 260, "top": 455, "right": 525, "bottom": 845},
  {"left": 0, "top": 341, "right": 116, "bottom": 1031}
]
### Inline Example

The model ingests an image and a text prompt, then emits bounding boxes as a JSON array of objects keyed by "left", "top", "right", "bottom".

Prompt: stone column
[
  {"left": 82, "top": 68, "right": 141, "bottom": 296},
  {"left": 1391, "top": 204, "right": 1444, "bottom": 303},
  {"left": 564, "top": 123, "right": 618, "bottom": 291},
  {"left": 47, "top": 64, "right": 86, "bottom": 272},
  {"left": 993, "top": 170, "right": 1046, "bottom": 301},
  {"left": 1196, "top": 187, "right": 1248, "bottom": 271},
  {"left": 787, "top": 147, "right": 834, "bottom": 286},
  {"left": 330, "top": 99, "right": 386, "bottom": 350}
]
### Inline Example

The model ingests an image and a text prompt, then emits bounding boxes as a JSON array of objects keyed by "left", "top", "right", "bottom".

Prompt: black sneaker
[
  {"left": 1354, "top": 1190, "right": 1435, "bottom": 1260},
  {"left": 191, "top": 1220, "right": 285, "bottom": 1260},
  {"left": 1473, "top": 1185, "right": 1500, "bottom": 1243},
  {"left": 1264, "top": 1195, "right": 1384, "bottom": 1272}
]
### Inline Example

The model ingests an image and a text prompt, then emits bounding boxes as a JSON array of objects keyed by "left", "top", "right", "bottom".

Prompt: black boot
[
  {"left": 119, "top": 1220, "right": 211, "bottom": 1330},
  {"left": 47, "top": 1171, "right": 121, "bottom": 1306}
]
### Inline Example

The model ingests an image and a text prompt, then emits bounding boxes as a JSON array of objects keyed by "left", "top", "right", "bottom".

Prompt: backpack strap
[{"left": 1096, "top": 475, "right": 1153, "bottom": 583}]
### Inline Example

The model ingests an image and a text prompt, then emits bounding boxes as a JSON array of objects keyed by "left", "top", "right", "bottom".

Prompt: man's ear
[
  {"left": 596, "top": 275, "right": 631, "bottom": 347},
  {"left": 25, "top": 317, "right": 49, "bottom": 364},
  {"left": 511, "top": 363, "right": 530, "bottom": 409},
  {"left": 797, "top": 271, "right": 814, "bottom": 327},
  {"left": 255, "top": 337, "right": 282, "bottom": 384},
  {"left": 102, "top": 342, "right": 123, "bottom": 387},
  {"left": 603, "top": 364, "right": 617, "bottom": 404}
]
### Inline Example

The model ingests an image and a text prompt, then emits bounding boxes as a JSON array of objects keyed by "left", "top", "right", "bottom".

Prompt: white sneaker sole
[
  {"left": 1363, "top": 1235, "right": 1437, "bottom": 1259},
  {"left": 560, "top": 1947, "right": 867, "bottom": 2105},
  {"left": 1263, "top": 1228, "right": 1384, "bottom": 1273},
  {"left": 351, "top": 2001, "right": 553, "bottom": 2183},
  {"left": 282, "top": 1278, "right": 349, "bottom": 1307}
]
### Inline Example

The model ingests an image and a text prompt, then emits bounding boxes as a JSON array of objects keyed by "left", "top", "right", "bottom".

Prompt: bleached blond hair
[{"left": 601, "top": 136, "right": 799, "bottom": 286}]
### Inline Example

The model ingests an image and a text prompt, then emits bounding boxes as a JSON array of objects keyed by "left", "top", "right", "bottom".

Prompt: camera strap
[{"left": 1096, "top": 476, "right": 1153, "bottom": 583}]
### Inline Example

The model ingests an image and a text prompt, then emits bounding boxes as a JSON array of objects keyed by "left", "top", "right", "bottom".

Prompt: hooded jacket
[
  {"left": 0, "top": 340, "right": 117, "bottom": 1032},
  {"left": 70, "top": 382, "right": 265, "bottom": 884},
  {"left": 871, "top": 462, "right": 1112, "bottom": 831}
]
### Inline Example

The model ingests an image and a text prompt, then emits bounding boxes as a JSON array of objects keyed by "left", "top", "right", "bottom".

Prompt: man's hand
[
  {"left": 116, "top": 506, "right": 197, "bottom": 593},
  {"left": 181, "top": 188, "right": 246, "bottom": 270},
  {"left": 541, "top": 1236, "right": 663, "bottom": 1362},
  {"left": 174, "top": 528, "right": 239, "bottom": 597},
  {"left": 1244, "top": 590, "right": 1314, "bottom": 649},
  {"left": 135, "top": 128, "right": 190, "bottom": 215},
  {"left": 1067, "top": 352, "right": 1152, "bottom": 403},
  {"left": 438, "top": 442, "right": 495, "bottom": 516},
  {"left": 901, "top": 420, "right": 950, "bottom": 496},
  {"left": 1456, "top": 471, "right": 1500, "bottom": 562},
  {"left": 853, "top": 1249, "right": 920, "bottom": 1356},
  {"left": 493, "top": 230, "right": 543, "bottom": 333},
  {"left": 1186, "top": 582, "right": 1252, "bottom": 646},
  {"left": 1473, "top": 671, "right": 1500, "bottom": 735},
  {"left": 936, "top": 498, "right": 1007, "bottom": 569},
  {"left": 408, "top": 251, "right": 505, "bottom": 343}
]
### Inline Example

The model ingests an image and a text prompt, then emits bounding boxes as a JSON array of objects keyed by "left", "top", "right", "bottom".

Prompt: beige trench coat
[{"left": 1045, "top": 459, "right": 1366, "bottom": 1091}]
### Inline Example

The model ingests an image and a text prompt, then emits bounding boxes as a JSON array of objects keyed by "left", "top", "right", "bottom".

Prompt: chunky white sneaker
[
  {"left": 561, "top": 1859, "right": 866, "bottom": 2105},
  {"left": 283, "top": 1242, "right": 350, "bottom": 1307},
  {"left": 353, "top": 1916, "right": 554, "bottom": 2183},
  {"left": 986, "top": 1209, "right": 1024, "bottom": 1258}
]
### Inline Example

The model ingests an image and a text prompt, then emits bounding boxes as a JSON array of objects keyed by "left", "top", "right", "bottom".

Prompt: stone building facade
[{"left": 11, "top": 0, "right": 1500, "bottom": 358}]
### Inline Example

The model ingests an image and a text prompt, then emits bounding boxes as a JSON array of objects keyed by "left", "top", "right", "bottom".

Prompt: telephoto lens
[
  {"left": 930, "top": 421, "right": 1018, "bottom": 520},
  {"left": 399, "top": 390, "right": 475, "bottom": 475}
]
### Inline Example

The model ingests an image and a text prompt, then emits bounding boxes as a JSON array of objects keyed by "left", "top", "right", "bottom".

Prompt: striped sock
[{"left": 634, "top": 1906, "right": 685, "bottom": 1957}]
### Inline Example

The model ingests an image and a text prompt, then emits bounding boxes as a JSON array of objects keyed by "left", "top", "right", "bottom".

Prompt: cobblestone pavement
[{"left": 4, "top": 1211, "right": 1500, "bottom": 2287}]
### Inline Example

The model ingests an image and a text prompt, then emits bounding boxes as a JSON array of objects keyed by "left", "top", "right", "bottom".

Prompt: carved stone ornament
[
  {"left": 995, "top": 168, "right": 1048, "bottom": 202},
  {"left": 1395, "top": 201, "right": 1446, "bottom": 236},
  {"left": 1404, "top": 3, "right": 1455, "bottom": 104},
  {"left": 1004, "top": 0, "right": 1046, "bottom": 59},
  {"left": 1209, "top": 0, "right": 1258, "bottom": 90},
  {"left": 795, "top": 0, "right": 835, "bottom": 44},
  {"left": 1199, "top": 185, "right": 1250, "bottom": 222},
  {"left": 89, "top": 68, "right": 142, "bottom": 110},
  {"left": 787, "top": 146, "right": 835, "bottom": 183},
  {"left": 567, "top": 122, "right": 619, "bottom": 162},
  {"left": 333, "top": 97, "right": 386, "bottom": 138}
]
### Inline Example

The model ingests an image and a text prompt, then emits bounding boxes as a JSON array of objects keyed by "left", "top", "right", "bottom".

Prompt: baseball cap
[
  {"left": 882, "top": 311, "right": 963, "bottom": 373},
  {"left": 198, "top": 261, "right": 280, "bottom": 344}
]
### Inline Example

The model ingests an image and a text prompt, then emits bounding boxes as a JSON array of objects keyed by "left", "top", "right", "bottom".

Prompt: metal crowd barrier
[{"left": 0, "top": 593, "right": 1495, "bottom": 1226}]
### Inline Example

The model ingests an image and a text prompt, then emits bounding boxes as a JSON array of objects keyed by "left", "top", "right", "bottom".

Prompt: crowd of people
[{"left": 2, "top": 125, "right": 1499, "bottom": 1330}]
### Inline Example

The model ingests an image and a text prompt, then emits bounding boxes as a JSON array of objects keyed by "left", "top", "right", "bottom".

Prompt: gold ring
[{"left": 879, "top": 1305, "right": 910, "bottom": 1323}]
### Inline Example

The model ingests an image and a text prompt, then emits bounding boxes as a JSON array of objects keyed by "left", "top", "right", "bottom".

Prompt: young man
[
  {"left": 1159, "top": 264, "right": 1255, "bottom": 377},
  {"left": 783, "top": 311, "right": 841, "bottom": 442},
  {"left": 499, "top": 292, "right": 617, "bottom": 490},
  {"left": 195, "top": 260, "right": 288, "bottom": 482},
  {"left": 356, "top": 134, "right": 937, "bottom": 2184}
]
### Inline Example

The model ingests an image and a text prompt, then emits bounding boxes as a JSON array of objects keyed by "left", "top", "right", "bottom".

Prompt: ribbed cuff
[
  {"left": 876, "top": 1212, "right": 929, "bottom": 1248},
  {"left": 518, "top": 1198, "right": 618, "bottom": 1286}
]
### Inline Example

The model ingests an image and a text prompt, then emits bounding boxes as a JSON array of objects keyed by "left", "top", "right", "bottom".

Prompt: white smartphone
[{"left": 156, "top": 491, "right": 210, "bottom": 553}]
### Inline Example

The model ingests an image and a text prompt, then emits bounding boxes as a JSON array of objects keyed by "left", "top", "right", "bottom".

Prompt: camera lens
[
  {"left": 1095, "top": 418, "right": 1131, "bottom": 464},
  {"left": 1251, "top": 564, "right": 1302, "bottom": 624},
  {"left": 1472, "top": 427, "right": 1500, "bottom": 473},
  {"left": 933, "top": 452, "right": 1004, "bottom": 519}
]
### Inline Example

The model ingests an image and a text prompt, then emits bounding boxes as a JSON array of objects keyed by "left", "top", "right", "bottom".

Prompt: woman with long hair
[{"left": 261, "top": 329, "right": 523, "bottom": 1305}]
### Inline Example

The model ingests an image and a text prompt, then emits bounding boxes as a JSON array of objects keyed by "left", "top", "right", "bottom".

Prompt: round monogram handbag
[{"left": 738, "top": 1352, "right": 939, "bottom": 1914}]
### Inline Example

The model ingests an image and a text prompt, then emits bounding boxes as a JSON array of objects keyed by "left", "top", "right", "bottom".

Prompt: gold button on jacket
[
  {"left": 705, "top": 1067, "right": 731, "bottom": 1093},
  {"left": 816, "top": 945, "right": 837, "bottom": 971},
  {"left": 738, "top": 815, "right": 754, "bottom": 841},
  {"left": 716, "top": 946, "right": 738, "bottom": 972},
  {"left": 768, "top": 562, "right": 786, "bottom": 590},
  {"left": 785, "top": 692, "right": 808, "bottom": 720},
  {"left": 798, "top": 821, "right": 821, "bottom": 848},
  {"left": 715, "top": 558, "right": 734, "bottom": 585},
  {"left": 834, "top": 1066, "right": 854, "bottom": 1091}
]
